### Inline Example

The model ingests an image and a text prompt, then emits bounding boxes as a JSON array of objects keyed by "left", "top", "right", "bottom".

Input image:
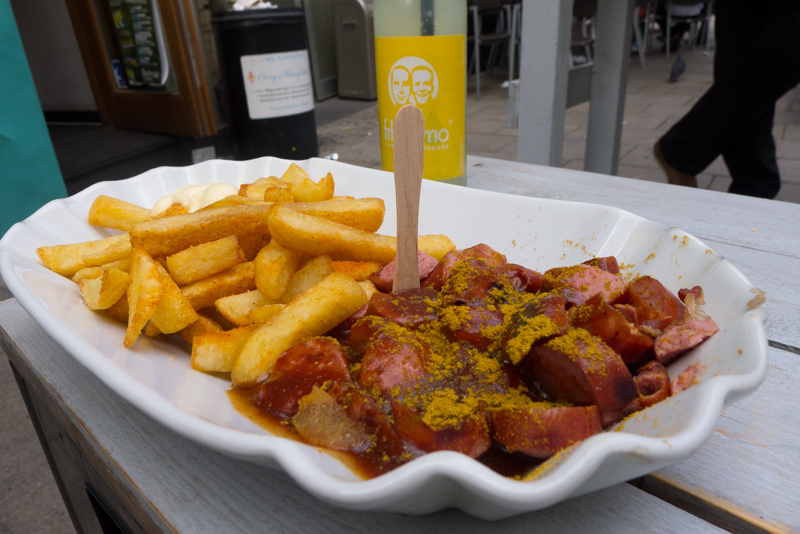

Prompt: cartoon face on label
[
  {"left": 387, "top": 56, "right": 439, "bottom": 107},
  {"left": 411, "top": 67, "right": 434, "bottom": 104},
  {"left": 390, "top": 66, "right": 411, "bottom": 105}
]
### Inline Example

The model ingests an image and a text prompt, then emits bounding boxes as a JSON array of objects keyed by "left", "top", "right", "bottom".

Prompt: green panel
[{"left": 0, "top": 0, "right": 67, "bottom": 237}]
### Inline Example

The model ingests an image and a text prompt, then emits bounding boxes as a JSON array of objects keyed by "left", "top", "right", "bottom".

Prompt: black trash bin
[{"left": 212, "top": 8, "right": 319, "bottom": 161}]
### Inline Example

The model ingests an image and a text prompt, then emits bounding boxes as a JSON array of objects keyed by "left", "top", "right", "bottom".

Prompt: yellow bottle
[{"left": 373, "top": 0, "right": 467, "bottom": 185}]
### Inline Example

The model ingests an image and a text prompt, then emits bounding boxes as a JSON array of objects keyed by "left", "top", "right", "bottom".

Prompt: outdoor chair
[
  {"left": 665, "top": 0, "right": 714, "bottom": 57},
  {"left": 468, "top": 0, "right": 513, "bottom": 100}
]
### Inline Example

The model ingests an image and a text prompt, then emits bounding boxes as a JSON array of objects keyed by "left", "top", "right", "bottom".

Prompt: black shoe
[{"left": 654, "top": 142, "right": 697, "bottom": 188}]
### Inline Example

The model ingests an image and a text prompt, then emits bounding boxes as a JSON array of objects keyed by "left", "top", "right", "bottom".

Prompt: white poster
[{"left": 239, "top": 50, "right": 314, "bottom": 120}]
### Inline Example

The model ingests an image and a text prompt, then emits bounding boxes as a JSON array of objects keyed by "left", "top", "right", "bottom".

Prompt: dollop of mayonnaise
[{"left": 151, "top": 183, "right": 238, "bottom": 216}]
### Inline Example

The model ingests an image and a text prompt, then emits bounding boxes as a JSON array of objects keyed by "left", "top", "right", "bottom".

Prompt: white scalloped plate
[{"left": 0, "top": 157, "right": 768, "bottom": 519}]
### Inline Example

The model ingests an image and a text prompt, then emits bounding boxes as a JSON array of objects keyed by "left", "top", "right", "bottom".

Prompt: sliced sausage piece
[
  {"left": 570, "top": 293, "right": 654, "bottom": 363},
  {"left": 327, "top": 383, "right": 415, "bottom": 475},
  {"left": 499, "top": 263, "right": 543, "bottom": 293},
  {"left": 253, "top": 338, "right": 352, "bottom": 418},
  {"left": 614, "top": 303, "right": 638, "bottom": 325},
  {"left": 440, "top": 258, "right": 500, "bottom": 306},
  {"left": 524, "top": 328, "right": 639, "bottom": 428},
  {"left": 582, "top": 256, "right": 620, "bottom": 274},
  {"left": 369, "top": 251, "right": 439, "bottom": 293},
  {"left": 627, "top": 276, "right": 684, "bottom": 334},
  {"left": 325, "top": 303, "right": 369, "bottom": 344},
  {"left": 501, "top": 298, "right": 564, "bottom": 365},
  {"left": 348, "top": 315, "right": 392, "bottom": 354},
  {"left": 441, "top": 305, "right": 505, "bottom": 350},
  {"left": 366, "top": 287, "right": 439, "bottom": 330},
  {"left": 654, "top": 316, "right": 719, "bottom": 365},
  {"left": 623, "top": 360, "right": 672, "bottom": 415},
  {"left": 678, "top": 285, "right": 704, "bottom": 303},
  {"left": 670, "top": 361, "right": 704, "bottom": 394},
  {"left": 489, "top": 404, "right": 602, "bottom": 458},
  {"left": 542, "top": 264, "right": 626, "bottom": 307},
  {"left": 357, "top": 328, "right": 429, "bottom": 396},
  {"left": 634, "top": 360, "right": 671, "bottom": 405},
  {"left": 534, "top": 294, "right": 570, "bottom": 328},
  {"left": 391, "top": 401, "right": 492, "bottom": 458},
  {"left": 422, "top": 244, "right": 507, "bottom": 290}
]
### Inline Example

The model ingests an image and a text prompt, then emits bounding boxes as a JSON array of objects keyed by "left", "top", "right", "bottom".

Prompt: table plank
[
  {"left": 645, "top": 346, "right": 800, "bottom": 533},
  {"left": 0, "top": 299, "right": 725, "bottom": 533},
  {"left": 466, "top": 156, "right": 800, "bottom": 349},
  {"left": 466, "top": 156, "right": 800, "bottom": 258},
  {"left": 705, "top": 241, "right": 800, "bottom": 350}
]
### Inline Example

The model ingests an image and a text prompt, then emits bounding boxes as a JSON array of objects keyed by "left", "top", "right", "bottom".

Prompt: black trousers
[{"left": 658, "top": 0, "right": 800, "bottom": 199}]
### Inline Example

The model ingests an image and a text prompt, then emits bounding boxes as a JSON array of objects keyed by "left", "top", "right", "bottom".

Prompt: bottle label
[
  {"left": 239, "top": 50, "right": 314, "bottom": 120},
  {"left": 375, "top": 35, "right": 466, "bottom": 181}
]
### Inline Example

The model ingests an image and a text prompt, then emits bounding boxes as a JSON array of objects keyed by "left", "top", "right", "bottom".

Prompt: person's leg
[
  {"left": 657, "top": 83, "right": 736, "bottom": 177},
  {"left": 723, "top": 104, "right": 780, "bottom": 199},
  {"left": 656, "top": 0, "right": 800, "bottom": 191}
]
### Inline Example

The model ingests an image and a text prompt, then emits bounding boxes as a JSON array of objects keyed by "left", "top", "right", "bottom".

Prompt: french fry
[
  {"left": 180, "top": 261, "right": 256, "bottom": 311},
  {"left": 105, "top": 292, "right": 129, "bottom": 324},
  {"left": 130, "top": 204, "right": 271, "bottom": 258},
  {"left": 238, "top": 233, "right": 271, "bottom": 261},
  {"left": 179, "top": 312, "right": 225, "bottom": 345},
  {"left": 248, "top": 303, "right": 286, "bottom": 324},
  {"left": 195, "top": 306, "right": 237, "bottom": 331},
  {"left": 166, "top": 235, "right": 247, "bottom": 286},
  {"left": 155, "top": 203, "right": 189, "bottom": 218},
  {"left": 37, "top": 174, "right": 462, "bottom": 418},
  {"left": 280, "top": 254, "right": 333, "bottom": 304},
  {"left": 73, "top": 266, "right": 107, "bottom": 283},
  {"left": 215, "top": 289, "right": 276, "bottom": 326},
  {"left": 358, "top": 279, "right": 379, "bottom": 301},
  {"left": 279, "top": 164, "right": 335, "bottom": 202},
  {"left": 267, "top": 204, "right": 455, "bottom": 263},
  {"left": 287, "top": 198, "right": 385, "bottom": 232},
  {"left": 262, "top": 179, "right": 294, "bottom": 203},
  {"left": 231, "top": 272, "right": 367, "bottom": 386},
  {"left": 149, "top": 266, "right": 199, "bottom": 334},
  {"left": 72, "top": 258, "right": 131, "bottom": 282},
  {"left": 417, "top": 235, "right": 456, "bottom": 261},
  {"left": 289, "top": 173, "right": 334, "bottom": 203},
  {"left": 124, "top": 246, "right": 165, "bottom": 347},
  {"left": 267, "top": 204, "right": 392, "bottom": 262},
  {"left": 37, "top": 233, "right": 131, "bottom": 277},
  {"left": 240, "top": 177, "right": 293, "bottom": 203},
  {"left": 279, "top": 163, "right": 310, "bottom": 188},
  {"left": 144, "top": 320, "right": 162, "bottom": 338},
  {"left": 254, "top": 239, "right": 301, "bottom": 300},
  {"left": 78, "top": 268, "right": 131, "bottom": 310},
  {"left": 191, "top": 324, "right": 260, "bottom": 373},
  {"left": 201, "top": 195, "right": 269, "bottom": 211},
  {"left": 88, "top": 195, "right": 152, "bottom": 231},
  {"left": 239, "top": 177, "right": 272, "bottom": 200},
  {"left": 80, "top": 234, "right": 132, "bottom": 267},
  {"left": 328, "top": 260, "right": 382, "bottom": 281}
]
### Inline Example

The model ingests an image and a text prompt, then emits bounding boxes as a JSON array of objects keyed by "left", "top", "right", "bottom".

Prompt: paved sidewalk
[{"left": 318, "top": 48, "right": 800, "bottom": 203}]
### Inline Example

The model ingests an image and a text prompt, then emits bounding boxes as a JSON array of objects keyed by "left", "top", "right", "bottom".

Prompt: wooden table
[{"left": 2, "top": 156, "right": 799, "bottom": 533}]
